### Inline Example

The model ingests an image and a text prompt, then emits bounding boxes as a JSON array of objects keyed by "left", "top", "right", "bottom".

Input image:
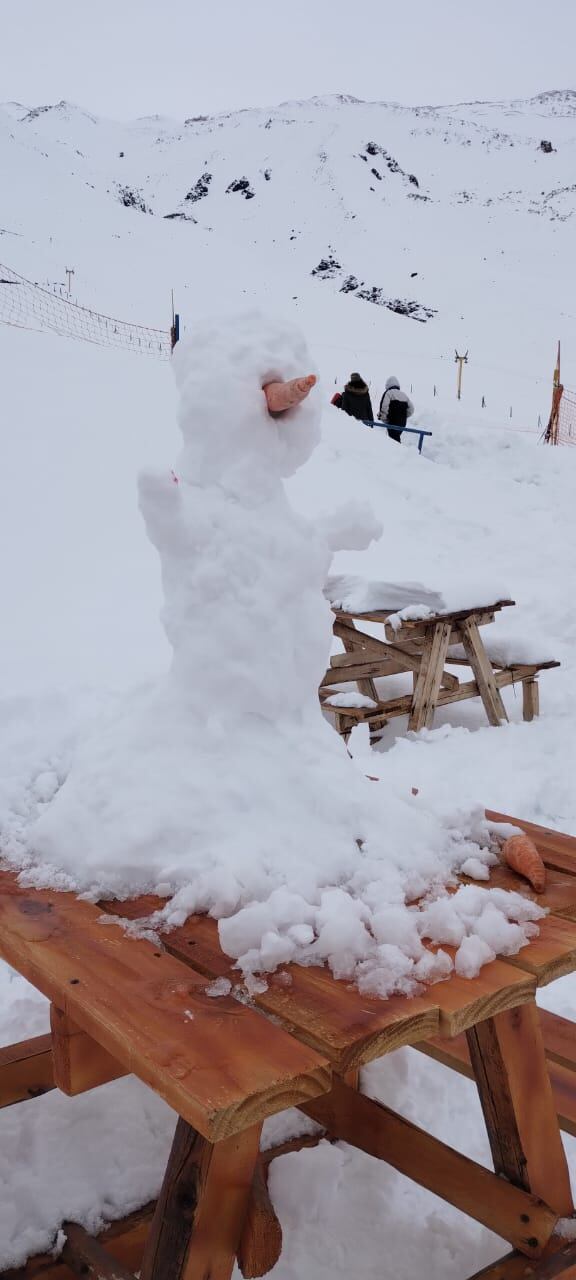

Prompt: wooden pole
[
  {"left": 544, "top": 341, "right": 563, "bottom": 445},
  {"left": 455, "top": 350, "right": 468, "bottom": 400}
]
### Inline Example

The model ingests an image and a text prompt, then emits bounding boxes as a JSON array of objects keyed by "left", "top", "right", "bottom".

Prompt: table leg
[
  {"left": 408, "top": 621, "right": 452, "bottom": 731},
  {"left": 461, "top": 618, "right": 508, "bottom": 725},
  {"left": 466, "top": 1003, "right": 573, "bottom": 1217},
  {"left": 523, "top": 679, "right": 540, "bottom": 722},
  {"left": 140, "top": 1118, "right": 261, "bottom": 1280}
]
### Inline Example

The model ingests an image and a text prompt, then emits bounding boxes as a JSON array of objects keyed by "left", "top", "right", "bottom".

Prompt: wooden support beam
[
  {"left": 408, "top": 620, "right": 453, "bottom": 731},
  {"left": 50, "top": 1006, "right": 124, "bottom": 1095},
  {"left": 338, "top": 619, "right": 378, "bottom": 700},
  {"left": 466, "top": 1238, "right": 576, "bottom": 1278},
  {"left": 323, "top": 665, "right": 548, "bottom": 726},
  {"left": 60, "top": 1222, "right": 136, "bottom": 1280},
  {"left": 467, "top": 1004, "right": 573, "bottom": 1216},
  {"left": 321, "top": 658, "right": 402, "bottom": 686},
  {"left": 300, "top": 1078, "right": 557, "bottom": 1256},
  {"left": 140, "top": 1118, "right": 261, "bottom": 1280},
  {"left": 460, "top": 617, "right": 508, "bottom": 725},
  {"left": 237, "top": 1159, "right": 282, "bottom": 1279},
  {"left": 523, "top": 679, "right": 540, "bottom": 722},
  {"left": 0, "top": 1034, "right": 54, "bottom": 1108}
]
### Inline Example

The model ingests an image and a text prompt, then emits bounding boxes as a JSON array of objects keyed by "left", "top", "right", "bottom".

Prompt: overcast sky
[{"left": 2, "top": 0, "right": 575, "bottom": 120}]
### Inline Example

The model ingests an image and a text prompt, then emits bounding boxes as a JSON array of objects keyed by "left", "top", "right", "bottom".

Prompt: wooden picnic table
[
  {"left": 3, "top": 813, "right": 576, "bottom": 1280},
  {"left": 321, "top": 598, "right": 559, "bottom": 740}
]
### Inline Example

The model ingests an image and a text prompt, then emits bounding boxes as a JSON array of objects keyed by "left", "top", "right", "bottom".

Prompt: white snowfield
[{"left": 0, "top": 87, "right": 576, "bottom": 1278}]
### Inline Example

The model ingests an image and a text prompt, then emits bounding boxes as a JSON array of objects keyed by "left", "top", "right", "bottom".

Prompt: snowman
[
  {"left": 33, "top": 312, "right": 384, "bottom": 923},
  {"left": 31, "top": 311, "right": 532, "bottom": 991}
]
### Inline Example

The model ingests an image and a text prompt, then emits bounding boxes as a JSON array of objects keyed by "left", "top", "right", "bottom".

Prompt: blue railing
[{"left": 361, "top": 420, "right": 432, "bottom": 454}]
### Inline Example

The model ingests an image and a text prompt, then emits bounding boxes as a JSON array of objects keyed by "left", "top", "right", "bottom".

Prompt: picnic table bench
[
  {"left": 3, "top": 814, "right": 576, "bottom": 1279},
  {"left": 321, "top": 596, "right": 559, "bottom": 742}
]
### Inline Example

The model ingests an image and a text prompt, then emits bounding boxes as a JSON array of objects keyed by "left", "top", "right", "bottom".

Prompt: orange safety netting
[{"left": 544, "top": 384, "right": 576, "bottom": 446}]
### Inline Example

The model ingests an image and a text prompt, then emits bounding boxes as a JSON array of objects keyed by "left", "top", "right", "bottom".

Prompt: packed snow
[{"left": 1, "top": 87, "right": 576, "bottom": 1279}]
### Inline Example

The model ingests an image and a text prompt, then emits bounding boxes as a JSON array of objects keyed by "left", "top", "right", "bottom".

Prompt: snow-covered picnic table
[
  {"left": 3, "top": 813, "right": 576, "bottom": 1279},
  {"left": 322, "top": 577, "right": 560, "bottom": 740}
]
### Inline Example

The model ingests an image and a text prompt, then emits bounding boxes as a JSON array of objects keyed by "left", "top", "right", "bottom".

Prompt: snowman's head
[{"left": 172, "top": 310, "right": 320, "bottom": 498}]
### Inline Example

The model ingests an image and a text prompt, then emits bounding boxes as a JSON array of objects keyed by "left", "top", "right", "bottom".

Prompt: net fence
[
  {"left": 0, "top": 262, "right": 171, "bottom": 359},
  {"left": 558, "top": 387, "right": 576, "bottom": 446},
  {"left": 543, "top": 384, "right": 576, "bottom": 446}
]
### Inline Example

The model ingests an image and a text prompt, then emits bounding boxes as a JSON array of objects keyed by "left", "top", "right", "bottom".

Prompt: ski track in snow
[{"left": 1, "top": 89, "right": 576, "bottom": 1278}]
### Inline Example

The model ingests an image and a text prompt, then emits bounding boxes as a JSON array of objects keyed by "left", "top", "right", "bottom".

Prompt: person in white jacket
[{"left": 377, "top": 376, "right": 414, "bottom": 442}]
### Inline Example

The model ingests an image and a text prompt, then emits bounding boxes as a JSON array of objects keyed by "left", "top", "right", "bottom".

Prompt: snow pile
[
  {"left": 13, "top": 313, "right": 543, "bottom": 996},
  {"left": 326, "top": 572, "right": 513, "bottom": 619}
]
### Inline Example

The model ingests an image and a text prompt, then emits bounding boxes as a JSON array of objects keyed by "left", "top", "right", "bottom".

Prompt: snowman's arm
[
  {"left": 264, "top": 374, "right": 316, "bottom": 415},
  {"left": 138, "top": 470, "right": 187, "bottom": 554},
  {"left": 320, "top": 500, "right": 383, "bottom": 553}
]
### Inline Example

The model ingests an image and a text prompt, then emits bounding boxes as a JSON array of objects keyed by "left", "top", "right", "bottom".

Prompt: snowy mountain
[{"left": 3, "top": 90, "right": 576, "bottom": 416}]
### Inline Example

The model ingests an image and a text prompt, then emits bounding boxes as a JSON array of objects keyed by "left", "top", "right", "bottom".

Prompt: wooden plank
[
  {"left": 384, "top": 606, "right": 505, "bottom": 642},
  {"left": 523, "top": 679, "right": 540, "bottom": 722},
  {"left": 466, "top": 1240, "right": 576, "bottom": 1278},
  {"left": 50, "top": 1005, "right": 124, "bottom": 1095},
  {"left": 108, "top": 906, "right": 540, "bottom": 1060},
  {"left": 467, "top": 1004, "right": 573, "bottom": 1215},
  {"left": 105, "top": 905, "right": 440, "bottom": 1072},
  {"left": 321, "top": 658, "right": 403, "bottom": 686},
  {"left": 0, "top": 872, "right": 331, "bottom": 1142},
  {"left": 60, "top": 1223, "right": 135, "bottom": 1280},
  {"left": 423, "top": 953, "right": 536, "bottom": 1038},
  {"left": 300, "top": 1078, "right": 557, "bottom": 1256},
  {"left": 0, "top": 1033, "right": 54, "bottom": 1108},
  {"left": 408, "top": 620, "right": 452, "bottom": 730},
  {"left": 485, "top": 813, "right": 576, "bottom": 878},
  {"left": 237, "top": 1159, "right": 283, "bottom": 1279},
  {"left": 500, "top": 917, "right": 576, "bottom": 987},
  {"left": 461, "top": 617, "right": 508, "bottom": 725},
  {"left": 140, "top": 1119, "right": 261, "bottom": 1280}
]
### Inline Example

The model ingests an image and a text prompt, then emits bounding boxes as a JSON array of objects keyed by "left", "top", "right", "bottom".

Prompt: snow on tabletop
[
  {"left": 325, "top": 572, "right": 512, "bottom": 619},
  {"left": 8, "top": 314, "right": 545, "bottom": 1000}
]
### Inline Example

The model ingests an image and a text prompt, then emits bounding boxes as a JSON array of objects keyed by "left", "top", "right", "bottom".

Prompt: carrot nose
[{"left": 264, "top": 374, "right": 317, "bottom": 414}]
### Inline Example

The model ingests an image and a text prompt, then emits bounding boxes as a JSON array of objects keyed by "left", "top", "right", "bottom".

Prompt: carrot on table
[{"left": 501, "top": 834, "right": 546, "bottom": 893}]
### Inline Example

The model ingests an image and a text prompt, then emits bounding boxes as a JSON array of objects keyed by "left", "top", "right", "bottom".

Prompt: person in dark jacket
[
  {"left": 331, "top": 372, "right": 373, "bottom": 421},
  {"left": 377, "top": 375, "right": 414, "bottom": 442}
]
